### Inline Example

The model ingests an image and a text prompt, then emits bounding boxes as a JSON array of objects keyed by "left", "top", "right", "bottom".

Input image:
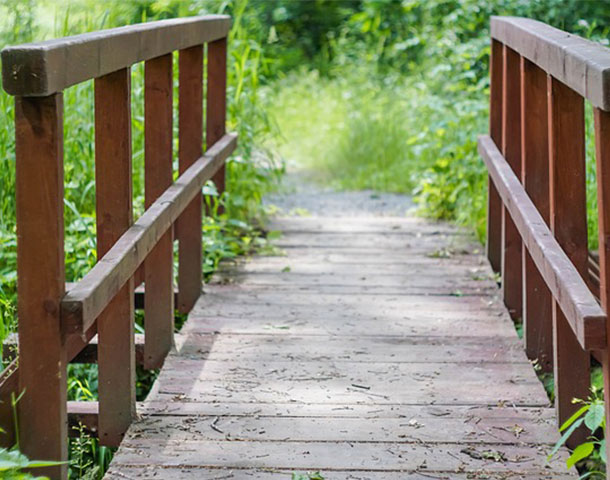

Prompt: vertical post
[
  {"left": 487, "top": 38, "right": 503, "bottom": 273},
  {"left": 15, "top": 94, "right": 67, "bottom": 479},
  {"left": 144, "top": 54, "right": 175, "bottom": 368},
  {"left": 594, "top": 108, "right": 610, "bottom": 474},
  {"left": 177, "top": 45, "right": 204, "bottom": 314},
  {"left": 94, "top": 68, "right": 135, "bottom": 447},
  {"left": 520, "top": 57, "right": 552, "bottom": 372},
  {"left": 548, "top": 76, "right": 590, "bottom": 448},
  {"left": 207, "top": 37, "right": 228, "bottom": 205},
  {"left": 501, "top": 45, "right": 523, "bottom": 320}
]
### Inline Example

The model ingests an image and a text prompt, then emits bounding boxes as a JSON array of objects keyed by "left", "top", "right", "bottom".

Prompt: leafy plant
[
  {"left": 0, "top": 448, "right": 64, "bottom": 479},
  {"left": 548, "top": 396, "right": 606, "bottom": 476}
]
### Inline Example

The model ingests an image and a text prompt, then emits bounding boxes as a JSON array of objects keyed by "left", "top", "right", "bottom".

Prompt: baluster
[
  {"left": 144, "top": 54, "right": 175, "bottom": 368},
  {"left": 594, "top": 107, "right": 610, "bottom": 472},
  {"left": 501, "top": 45, "right": 523, "bottom": 320},
  {"left": 94, "top": 68, "right": 136, "bottom": 447},
  {"left": 207, "top": 37, "right": 228, "bottom": 208},
  {"left": 547, "top": 76, "right": 590, "bottom": 448},
  {"left": 520, "top": 57, "right": 552, "bottom": 371},
  {"left": 487, "top": 39, "right": 503, "bottom": 273},
  {"left": 177, "top": 46, "right": 204, "bottom": 314},
  {"left": 15, "top": 94, "right": 67, "bottom": 479}
]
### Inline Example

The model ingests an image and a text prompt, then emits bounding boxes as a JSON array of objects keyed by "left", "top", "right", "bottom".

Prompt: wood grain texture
[
  {"left": 144, "top": 54, "right": 174, "bottom": 369},
  {"left": 1, "top": 15, "right": 230, "bottom": 96},
  {"left": 104, "top": 215, "right": 574, "bottom": 479},
  {"left": 177, "top": 45, "right": 204, "bottom": 314},
  {"left": 491, "top": 16, "right": 610, "bottom": 110},
  {"left": 94, "top": 68, "right": 135, "bottom": 447},
  {"left": 547, "top": 76, "right": 590, "bottom": 448},
  {"left": 501, "top": 45, "right": 523, "bottom": 321},
  {"left": 15, "top": 94, "right": 67, "bottom": 479},
  {"left": 520, "top": 57, "right": 552, "bottom": 371}
]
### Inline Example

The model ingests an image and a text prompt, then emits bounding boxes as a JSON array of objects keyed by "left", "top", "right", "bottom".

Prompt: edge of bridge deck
[{"left": 104, "top": 214, "right": 575, "bottom": 479}]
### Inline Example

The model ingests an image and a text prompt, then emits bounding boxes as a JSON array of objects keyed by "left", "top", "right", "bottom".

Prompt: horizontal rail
[
  {"left": 1, "top": 15, "right": 230, "bottom": 96},
  {"left": 61, "top": 132, "right": 237, "bottom": 334},
  {"left": 478, "top": 134, "right": 606, "bottom": 350},
  {"left": 491, "top": 16, "right": 610, "bottom": 111}
]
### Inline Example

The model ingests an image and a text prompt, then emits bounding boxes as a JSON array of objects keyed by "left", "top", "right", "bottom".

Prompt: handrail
[
  {"left": 1, "top": 15, "right": 230, "bottom": 96},
  {"left": 0, "top": 14, "right": 232, "bottom": 479},
  {"left": 483, "top": 17, "right": 610, "bottom": 464},
  {"left": 479, "top": 134, "right": 606, "bottom": 349},
  {"left": 62, "top": 133, "right": 237, "bottom": 334},
  {"left": 491, "top": 16, "right": 610, "bottom": 110}
]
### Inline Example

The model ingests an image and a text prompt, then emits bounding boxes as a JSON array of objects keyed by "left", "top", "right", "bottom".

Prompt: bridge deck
[{"left": 105, "top": 215, "right": 574, "bottom": 479}]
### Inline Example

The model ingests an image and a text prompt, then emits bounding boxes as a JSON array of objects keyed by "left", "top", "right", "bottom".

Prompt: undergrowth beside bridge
[{"left": 1, "top": 0, "right": 610, "bottom": 478}]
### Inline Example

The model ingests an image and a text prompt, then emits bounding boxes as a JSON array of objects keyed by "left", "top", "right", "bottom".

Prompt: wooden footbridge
[{"left": 2, "top": 13, "right": 610, "bottom": 480}]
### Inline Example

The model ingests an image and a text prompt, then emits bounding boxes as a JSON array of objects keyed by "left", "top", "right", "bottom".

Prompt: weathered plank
[
  {"left": 491, "top": 16, "right": 610, "bottom": 110},
  {"left": 1, "top": 16, "right": 230, "bottom": 96}
]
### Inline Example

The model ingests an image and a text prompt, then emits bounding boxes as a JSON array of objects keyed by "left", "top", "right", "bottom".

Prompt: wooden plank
[
  {"left": 501, "top": 45, "right": 523, "bottom": 320},
  {"left": 61, "top": 133, "right": 236, "bottom": 334},
  {"left": 110, "top": 439, "right": 568, "bottom": 473},
  {"left": 15, "top": 94, "right": 67, "bottom": 478},
  {"left": 105, "top": 468, "right": 574, "bottom": 480},
  {"left": 594, "top": 107, "right": 610, "bottom": 474},
  {"left": 491, "top": 16, "right": 610, "bottom": 110},
  {"left": 547, "top": 75, "right": 590, "bottom": 448},
  {"left": 174, "top": 333, "right": 528, "bottom": 364},
  {"left": 520, "top": 56, "right": 553, "bottom": 371},
  {"left": 177, "top": 45, "right": 204, "bottom": 314},
  {"left": 94, "top": 68, "right": 135, "bottom": 447},
  {"left": 207, "top": 36, "right": 227, "bottom": 208},
  {"left": 144, "top": 53, "right": 174, "bottom": 369},
  {"left": 67, "top": 401, "right": 98, "bottom": 438},
  {"left": 150, "top": 358, "right": 549, "bottom": 407},
  {"left": 487, "top": 38, "right": 503, "bottom": 273},
  {"left": 478, "top": 135, "right": 606, "bottom": 350},
  {"left": 1, "top": 15, "right": 231, "bottom": 96},
  {"left": 125, "top": 410, "right": 561, "bottom": 445}
]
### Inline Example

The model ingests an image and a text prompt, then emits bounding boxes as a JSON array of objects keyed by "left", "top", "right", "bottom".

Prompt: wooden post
[
  {"left": 501, "top": 45, "right": 523, "bottom": 320},
  {"left": 15, "top": 94, "right": 67, "bottom": 479},
  {"left": 144, "top": 54, "right": 175, "bottom": 368},
  {"left": 94, "top": 68, "right": 135, "bottom": 447},
  {"left": 207, "top": 37, "right": 228, "bottom": 207},
  {"left": 177, "top": 45, "right": 204, "bottom": 314},
  {"left": 487, "top": 38, "right": 503, "bottom": 274},
  {"left": 594, "top": 108, "right": 610, "bottom": 474},
  {"left": 520, "top": 57, "right": 552, "bottom": 372},
  {"left": 548, "top": 76, "right": 590, "bottom": 448}
]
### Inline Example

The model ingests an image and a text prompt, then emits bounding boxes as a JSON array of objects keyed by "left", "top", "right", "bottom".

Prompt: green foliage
[
  {"left": 0, "top": 447, "right": 64, "bottom": 479},
  {"left": 548, "top": 396, "right": 606, "bottom": 476},
  {"left": 292, "top": 472, "right": 325, "bottom": 480}
]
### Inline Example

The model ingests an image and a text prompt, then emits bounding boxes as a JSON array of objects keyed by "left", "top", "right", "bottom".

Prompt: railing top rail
[
  {"left": 1, "top": 14, "right": 230, "bottom": 97},
  {"left": 491, "top": 16, "right": 610, "bottom": 110}
]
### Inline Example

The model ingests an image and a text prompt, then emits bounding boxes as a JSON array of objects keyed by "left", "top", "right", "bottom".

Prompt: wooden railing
[
  {"left": 0, "top": 15, "right": 236, "bottom": 478},
  {"left": 480, "top": 16, "right": 610, "bottom": 461}
]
